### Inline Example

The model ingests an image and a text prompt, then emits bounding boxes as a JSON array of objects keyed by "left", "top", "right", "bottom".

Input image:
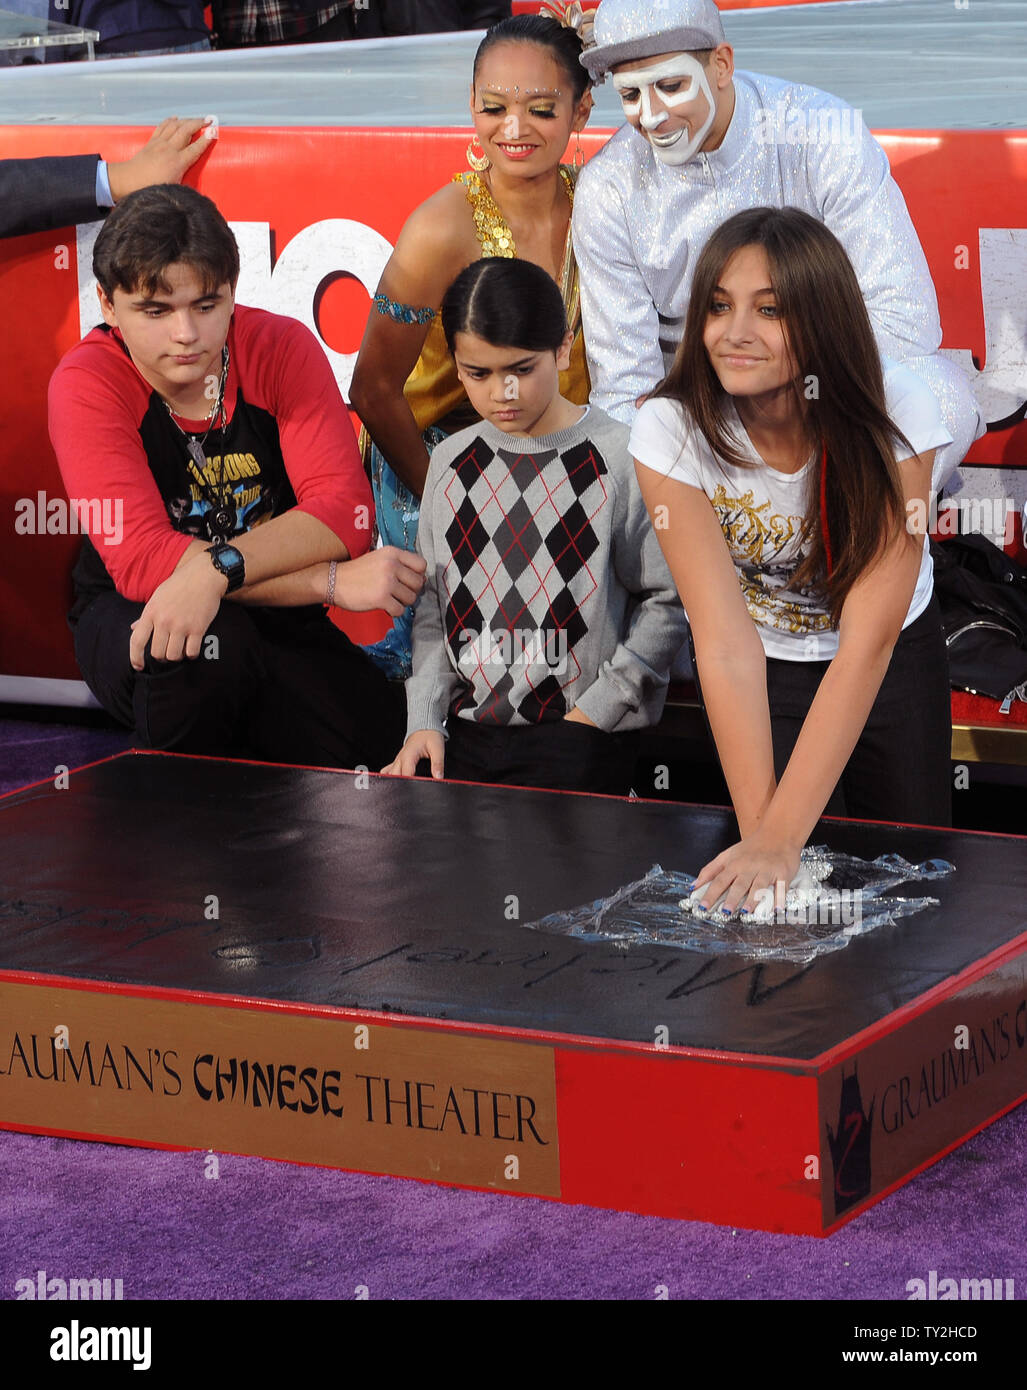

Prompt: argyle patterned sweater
[{"left": 405, "top": 406, "right": 687, "bottom": 737}]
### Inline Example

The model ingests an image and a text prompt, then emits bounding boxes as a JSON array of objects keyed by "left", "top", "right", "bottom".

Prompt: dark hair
[
  {"left": 473, "top": 14, "right": 590, "bottom": 104},
  {"left": 654, "top": 206, "right": 912, "bottom": 621},
  {"left": 93, "top": 185, "right": 240, "bottom": 300},
  {"left": 442, "top": 257, "right": 568, "bottom": 354}
]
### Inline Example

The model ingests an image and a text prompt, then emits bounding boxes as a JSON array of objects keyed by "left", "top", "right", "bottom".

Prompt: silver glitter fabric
[
  {"left": 581, "top": 0, "right": 726, "bottom": 80},
  {"left": 572, "top": 71, "right": 983, "bottom": 489},
  {"left": 523, "top": 847, "right": 955, "bottom": 965}
]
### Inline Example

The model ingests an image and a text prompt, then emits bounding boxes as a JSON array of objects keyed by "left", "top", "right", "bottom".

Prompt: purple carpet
[{"left": 1, "top": 717, "right": 1024, "bottom": 1300}]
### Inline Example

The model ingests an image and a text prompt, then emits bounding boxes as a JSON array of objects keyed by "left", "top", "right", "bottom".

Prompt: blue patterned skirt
[{"left": 361, "top": 424, "right": 449, "bottom": 681}]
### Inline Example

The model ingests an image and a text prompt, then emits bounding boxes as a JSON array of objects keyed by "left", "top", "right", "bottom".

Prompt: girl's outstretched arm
[
  {"left": 634, "top": 463, "right": 778, "bottom": 835},
  {"left": 693, "top": 448, "right": 937, "bottom": 915}
]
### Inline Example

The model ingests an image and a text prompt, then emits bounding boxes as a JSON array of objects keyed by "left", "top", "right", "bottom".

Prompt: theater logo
[
  {"left": 822, "top": 969, "right": 1027, "bottom": 1227},
  {"left": 826, "top": 1068, "right": 874, "bottom": 1215}
]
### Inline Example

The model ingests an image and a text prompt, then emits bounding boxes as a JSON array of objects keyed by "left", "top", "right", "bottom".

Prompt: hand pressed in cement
[
  {"left": 683, "top": 848, "right": 834, "bottom": 923},
  {"left": 523, "top": 850, "right": 955, "bottom": 964}
]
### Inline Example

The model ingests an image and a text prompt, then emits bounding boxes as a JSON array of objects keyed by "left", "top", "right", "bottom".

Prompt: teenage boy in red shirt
[{"left": 49, "top": 184, "right": 424, "bottom": 768}]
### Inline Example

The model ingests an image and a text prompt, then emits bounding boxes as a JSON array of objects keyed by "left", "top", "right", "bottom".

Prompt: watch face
[
  {"left": 209, "top": 544, "right": 245, "bottom": 590},
  {"left": 217, "top": 545, "right": 244, "bottom": 569}
]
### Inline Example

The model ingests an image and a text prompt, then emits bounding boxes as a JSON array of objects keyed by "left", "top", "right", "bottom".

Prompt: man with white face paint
[
  {"left": 572, "top": 0, "right": 982, "bottom": 491},
  {"left": 611, "top": 52, "right": 719, "bottom": 166}
]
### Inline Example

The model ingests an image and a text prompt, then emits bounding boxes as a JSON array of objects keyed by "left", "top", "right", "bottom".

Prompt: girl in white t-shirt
[{"left": 631, "top": 206, "right": 953, "bottom": 917}]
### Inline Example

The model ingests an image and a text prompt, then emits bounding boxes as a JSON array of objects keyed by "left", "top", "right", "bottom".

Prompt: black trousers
[
  {"left": 762, "top": 597, "right": 953, "bottom": 827},
  {"left": 405, "top": 1, "right": 511, "bottom": 30},
  {"left": 443, "top": 716, "right": 640, "bottom": 796},
  {"left": 72, "top": 592, "right": 406, "bottom": 772},
  {"left": 323, "top": 2, "right": 509, "bottom": 39}
]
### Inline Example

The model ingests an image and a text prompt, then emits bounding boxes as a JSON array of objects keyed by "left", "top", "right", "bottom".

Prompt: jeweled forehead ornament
[
  {"left": 612, "top": 54, "right": 716, "bottom": 165},
  {"left": 480, "top": 85, "right": 563, "bottom": 98}
]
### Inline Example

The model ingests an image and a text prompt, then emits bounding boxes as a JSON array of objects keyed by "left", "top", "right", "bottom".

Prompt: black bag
[{"left": 930, "top": 535, "right": 1027, "bottom": 707}]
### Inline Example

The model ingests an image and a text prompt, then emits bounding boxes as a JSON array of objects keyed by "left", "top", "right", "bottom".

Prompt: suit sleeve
[{"left": 0, "top": 155, "right": 103, "bottom": 239}]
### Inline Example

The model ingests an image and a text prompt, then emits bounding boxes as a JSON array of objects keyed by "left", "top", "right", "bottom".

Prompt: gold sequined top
[{"left": 405, "top": 166, "right": 590, "bottom": 434}]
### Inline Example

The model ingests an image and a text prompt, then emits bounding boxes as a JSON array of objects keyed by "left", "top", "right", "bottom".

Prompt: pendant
[
  {"left": 187, "top": 438, "right": 208, "bottom": 474},
  {"left": 206, "top": 503, "right": 236, "bottom": 542}
]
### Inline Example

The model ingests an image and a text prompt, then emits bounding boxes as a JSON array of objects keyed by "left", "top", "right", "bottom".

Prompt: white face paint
[{"left": 612, "top": 54, "right": 716, "bottom": 166}]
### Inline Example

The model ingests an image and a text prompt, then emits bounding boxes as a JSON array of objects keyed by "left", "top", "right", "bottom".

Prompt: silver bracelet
[{"left": 325, "top": 559, "right": 338, "bottom": 609}]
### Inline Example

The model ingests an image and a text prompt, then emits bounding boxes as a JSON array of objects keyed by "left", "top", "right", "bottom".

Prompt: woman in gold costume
[{"left": 350, "top": 6, "right": 594, "bottom": 677}]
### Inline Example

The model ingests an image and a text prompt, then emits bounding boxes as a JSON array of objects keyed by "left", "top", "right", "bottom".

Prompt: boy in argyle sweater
[{"left": 382, "top": 258, "right": 686, "bottom": 795}]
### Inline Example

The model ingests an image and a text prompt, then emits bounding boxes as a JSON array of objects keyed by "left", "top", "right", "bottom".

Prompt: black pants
[
  {"left": 320, "top": 2, "right": 509, "bottom": 39},
  {"left": 404, "top": 1, "right": 511, "bottom": 30},
  {"left": 255, "top": 11, "right": 364, "bottom": 43},
  {"left": 72, "top": 592, "right": 406, "bottom": 772},
  {"left": 762, "top": 597, "right": 952, "bottom": 826},
  {"left": 444, "top": 717, "right": 640, "bottom": 796}
]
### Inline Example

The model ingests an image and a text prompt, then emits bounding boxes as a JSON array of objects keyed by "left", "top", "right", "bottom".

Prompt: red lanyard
[{"left": 819, "top": 442, "right": 833, "bottom": 576}]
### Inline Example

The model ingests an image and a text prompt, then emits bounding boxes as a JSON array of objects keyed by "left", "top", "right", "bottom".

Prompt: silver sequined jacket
[{"left": 572, "top": 70, "right": 982, "bottom": 487}]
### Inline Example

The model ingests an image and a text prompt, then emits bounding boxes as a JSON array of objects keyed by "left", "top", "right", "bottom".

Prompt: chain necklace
[{"left": 163, "top": 345, "right": 235, "bottom": 544}]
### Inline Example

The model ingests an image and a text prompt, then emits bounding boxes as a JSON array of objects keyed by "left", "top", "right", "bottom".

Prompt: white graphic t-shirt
[{"left": 629, "top": 360, "right": 953, "bottom": 660}]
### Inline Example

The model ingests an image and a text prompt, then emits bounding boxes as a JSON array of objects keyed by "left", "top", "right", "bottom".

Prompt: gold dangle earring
[
  {"left": 574, "top": 90, "right": 594, "bottom": 170},
  {"left": 466, "top": 137, "right": 491, "bottom": 173}
]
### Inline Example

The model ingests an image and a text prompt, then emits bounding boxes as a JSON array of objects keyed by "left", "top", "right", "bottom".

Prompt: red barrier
[
  {"left": 1, "top": 122, "right": 1025, "bottom": 687},
  {"left": 511, "top": 1, "right": 861, "bottom": 13}
]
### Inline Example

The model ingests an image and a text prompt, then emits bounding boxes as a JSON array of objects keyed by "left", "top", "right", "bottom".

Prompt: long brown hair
[{"left": 654, "top": 207, "right": 913, "bottom": 620}]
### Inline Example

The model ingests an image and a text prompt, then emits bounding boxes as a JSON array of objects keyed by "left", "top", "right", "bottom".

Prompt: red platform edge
[
  {"left": 3, "top": 918, "right": 1026, "bottom": 1236},
  {"left": 3, "top": 752, "right": 1025, "bottom": 1234},
  {"left": 511, "top": 1, "right": 851, "bottom": 13}
]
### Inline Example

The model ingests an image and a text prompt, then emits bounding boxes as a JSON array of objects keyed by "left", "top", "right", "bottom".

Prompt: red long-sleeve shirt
[{"left": 49, "top": 304, "right": 372, "bottom": 604}]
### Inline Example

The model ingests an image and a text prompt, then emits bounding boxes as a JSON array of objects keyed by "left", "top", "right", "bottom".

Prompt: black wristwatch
[{"left": 207, "top": 544, "right": 246, "bottom": 594}]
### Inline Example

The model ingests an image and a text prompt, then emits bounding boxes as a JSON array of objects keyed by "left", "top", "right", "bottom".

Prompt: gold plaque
[{"left": 0, "top": 980, "right": 561, "bottom": 1197}]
